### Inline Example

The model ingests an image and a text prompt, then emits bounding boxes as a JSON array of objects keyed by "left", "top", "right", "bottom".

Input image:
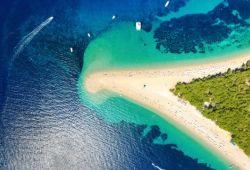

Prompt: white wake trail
[
  {"left": 152, "top": 163, "right": 165, "bottom": 170},
  {"left": 12, "top": 16, "right": 54, "bottom": 60}
]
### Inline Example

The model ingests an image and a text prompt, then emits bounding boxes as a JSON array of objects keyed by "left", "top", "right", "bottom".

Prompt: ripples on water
[
  {"left": 2, "top": 0, "right": 249, "bottom": 169},
  {"left": 0, "top": 48, "right": 213, "bottom": 169}
]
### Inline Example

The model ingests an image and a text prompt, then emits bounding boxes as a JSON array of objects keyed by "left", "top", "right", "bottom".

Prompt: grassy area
[{"left": 171, "top": 63, "right": 250, "bottom": 156}]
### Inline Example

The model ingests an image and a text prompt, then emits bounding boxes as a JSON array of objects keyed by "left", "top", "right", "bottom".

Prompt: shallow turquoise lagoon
[{"left": 78, "top": 0, "right": 250, "bottom": 169}]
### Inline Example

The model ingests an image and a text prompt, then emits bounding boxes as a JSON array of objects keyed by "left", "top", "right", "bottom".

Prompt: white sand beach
[{"left": 84, "top": 54, "right": 250, "bottom": 170}]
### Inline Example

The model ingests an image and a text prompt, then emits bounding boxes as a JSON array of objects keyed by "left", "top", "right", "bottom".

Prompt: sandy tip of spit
[{"left": 84, "top": 74, "right": 102, "bottom": 94}]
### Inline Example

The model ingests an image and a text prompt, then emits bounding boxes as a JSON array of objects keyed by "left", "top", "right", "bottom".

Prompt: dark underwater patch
[
  {"left": 154, "top": 0, "right": 250, "bottom": 54},
  {"left": 227, "top": 0, "right": 250, "bottom": 20},
  {"left": 155, "top": 14, "right": 231, "bottom": 54},
  {"left": 0, "top": 0, "right": 235, "bottom": 169}
]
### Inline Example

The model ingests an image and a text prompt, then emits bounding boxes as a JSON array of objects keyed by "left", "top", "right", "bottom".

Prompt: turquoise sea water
[
  {"left": 78, "top": 87, "right": 232, "bottom": 170},
  {"left": 83, "top": 20, "right": 250, "bottom": 73},
  {"left": 1, "top": 0, "right": 250, "bottom": 169},
  {"left": 157, "top": 0, "right": 224, "bottom": 21},
  {"left": 79, "top": 0, "right": 250, "bottom": 170}
]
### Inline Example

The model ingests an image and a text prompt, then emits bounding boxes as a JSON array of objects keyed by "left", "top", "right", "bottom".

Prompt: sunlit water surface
[{"left": 1, "top": 0, "right": 250, "bottom": 169}]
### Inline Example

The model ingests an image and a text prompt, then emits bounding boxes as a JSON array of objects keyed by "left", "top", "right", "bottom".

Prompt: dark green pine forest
[{"left": 172, "top": 61, "right": 250, "bottom": 156}]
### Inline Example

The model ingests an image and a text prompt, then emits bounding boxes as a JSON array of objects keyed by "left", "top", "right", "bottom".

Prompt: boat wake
[
  {"left": 12, "top": 16, "right": 54, "bottom": 61},
  {"left": 152, "top": 163, "right": 165, "bottom": 170},
  {"left": 3, "top": 16, "right": 54, "bottom": 111}
]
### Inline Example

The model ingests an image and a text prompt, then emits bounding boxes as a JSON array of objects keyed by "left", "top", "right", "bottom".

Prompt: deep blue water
[{"left": 0, "top": 0, "right": 242, "bottom": 169}]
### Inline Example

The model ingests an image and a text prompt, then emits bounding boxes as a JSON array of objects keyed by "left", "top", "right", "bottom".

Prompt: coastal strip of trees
[{"left": 171, "top": 60, "right": 250, "bottom": 156}]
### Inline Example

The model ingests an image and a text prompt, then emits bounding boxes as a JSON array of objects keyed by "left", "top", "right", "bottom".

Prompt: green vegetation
[{"left": 171, "top": 62, "right": 250, "bottom": 156}]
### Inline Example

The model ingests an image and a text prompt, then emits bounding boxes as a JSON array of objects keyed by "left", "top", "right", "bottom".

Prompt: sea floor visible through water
[
  {"left": 79, "top": 1, "right": 250, "bottom": 169},
  {"left": 1, "top": 0, "right": 250, "bottom": 169}
]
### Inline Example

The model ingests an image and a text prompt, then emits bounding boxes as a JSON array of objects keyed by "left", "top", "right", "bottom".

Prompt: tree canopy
[{"left": 172, "top": 63, "right": 250, "bottom": 156}]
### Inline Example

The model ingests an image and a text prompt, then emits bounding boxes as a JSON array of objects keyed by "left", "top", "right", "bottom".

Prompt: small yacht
[
  {"left": 136, "top": 22, "right": 141, "bottom": 31},
  {"left": 165, "top": 1, "right": 170, "bottom": 8}
]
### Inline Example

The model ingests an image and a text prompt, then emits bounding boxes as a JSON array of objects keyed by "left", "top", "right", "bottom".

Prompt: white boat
[
  {"left": 136, "top": 22, "right": 141, "bottom": 31},
  {"left": 165, "top": 1, "right": 170, "bottom": 8}
]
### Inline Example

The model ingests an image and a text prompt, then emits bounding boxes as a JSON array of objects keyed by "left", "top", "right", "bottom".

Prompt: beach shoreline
[{"left": 83, "top": 53, "right": 250, "bottom": 170}]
